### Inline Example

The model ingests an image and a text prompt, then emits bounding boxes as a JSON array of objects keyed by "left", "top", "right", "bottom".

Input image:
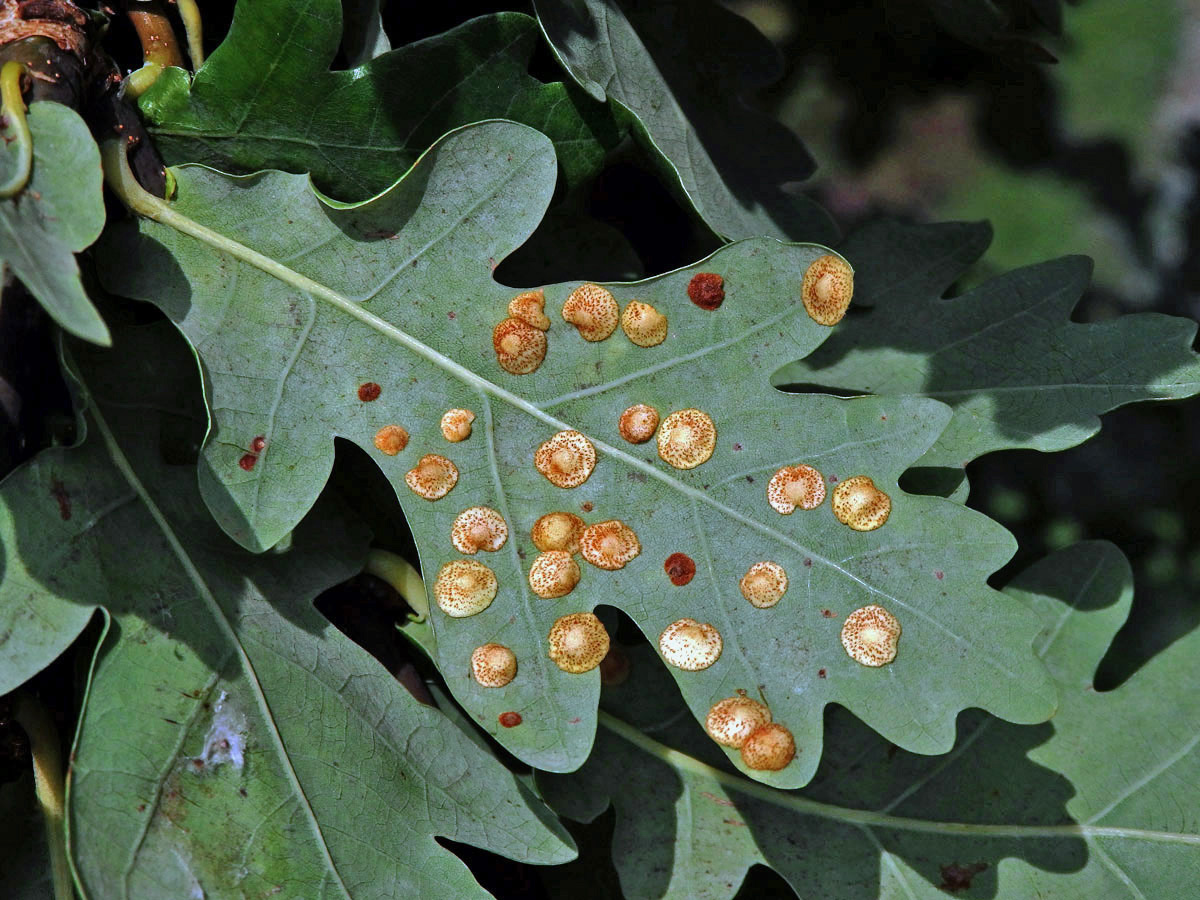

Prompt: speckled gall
[
  {"left": 373, "top": 424, "right": 410, "bottom": 456},
  {"left": 405, "top": 454, "right": 458, "bottom": 500},
  {"left": 450, "top": 506, "right": 509, "bottom": 554},
  {"left": 841, "top": 605, "right": 901, "bottom": 666},
  {"left": 658, "top": 618, "right": 723, "bottom": 671},
  {"left": 657, "top": 408, "right": 716, "bottom": 470},
  {"left": 529, "top": 550, "right": 582, "bottom": 599},
  {"left": 739, "top": 561, "right": 788, "bottom": 609},
  {"left": 767, "top": 464, "right": 825, "bottom": 514},
  {"left": 705, "top": 695, "right": 771, "bottom": 748},
  {"left": 579, "top": 520, "right": 641, "bottom": 570},
  {"left": 471, "top": 643, "right": 517, "bottom": 687},
  {"left": 562, "top": 283, "right": 619, "bottom": 341},
  {"left": 433, "top": 559, "right": 498, "bottom": 617},
  {"left": 493, "top": 316, "right": 548, "bottom": 374},
  {"left": 619, "top": 404, "right": 659, "bottom": 444},
  {"left": 548, "top": 612, "right": 610, "bottom": 673},
  {"left": 832, "top": 475, "right": 891, "bottom": 531},
  {"left": 621, "top": 301, "right": 668, "bottom": 347},
  {"left": 509, "top": 289, "right": 551, "bottom": 330},
  {"left": 801, "top": 254, "right": 854, "bottom": 326},
  {"left": 440, "top": 408, "right": 475, "bottom": 442},
  {"left": 535, "top": 430, "right": 597, "bottom": 488}
]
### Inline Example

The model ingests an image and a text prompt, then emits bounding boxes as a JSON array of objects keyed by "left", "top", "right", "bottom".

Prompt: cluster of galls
[{"left": 705, "top": 694, "right": 796, "bottom": 771}]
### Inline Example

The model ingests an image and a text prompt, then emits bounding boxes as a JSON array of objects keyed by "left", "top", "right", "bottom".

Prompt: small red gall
[
  {"left": 250, "top": 436, "right": 267, "bottom": 452},
  {"left": 498, "top": 711, "right": 523, "bottom": 728},
  {"left": 664, "top": 552, "right": 696, "bottom": 586},
  {"left": 358, "top": 382, "right": 382, "bottom": 402},
  {"left": 238, "top": 453, "right": 257, "bottom": 471},
  {"left": 818, "top": 668, "right": 827, "bottom": 678},
  {"left": 687, "top": 272, "right": 725, "bottom": 310}
]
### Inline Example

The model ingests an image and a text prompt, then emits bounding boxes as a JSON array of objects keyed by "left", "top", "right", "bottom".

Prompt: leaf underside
[
  {"left": 540, "top": 541, "right": 1200, "bottom": 899},
  {"left": 99, "top": 120, "right": 1055, "bottom": 786}
]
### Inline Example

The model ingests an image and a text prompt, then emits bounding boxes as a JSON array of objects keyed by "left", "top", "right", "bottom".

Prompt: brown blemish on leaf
[
  {"left": 664, "top": 552, "right": 696, "bottom": 586},
  {"left": 935, "top": 570, "right": 944, "bottom": 580},
  {"left": 373, "top": 424, "right": 410, "bottom": 456},
  {"left": 657, "top": 408, "right": 716, "bottom": 470},
  {"left": 562, "top": 283, "right": 619, "bottom": 341},
  {"left": 818, "top": 668, "right": 827, "bottom": 678},
  {"left": 620, "top": 301, "right": 668, "bottom": 347},
  {"left": 471, "top": 643, "right": 517, "bottom": 687},
  {"left": 535, "top": 430, "right": 597, "bottom": 488},
  {"left": 548, "top": 612, "right": 610, "bottom": 673},
  {"left": 706, "top": 696, "right": 771, "bottom": 748},
  {"left": 451, "top": 506, "right": 509, "bottom": 554},
  {"left": 532, "top": 511, "right": 585, "bottom": 554},
  {"left": 358, "top": 381, "right": 382, "bottom": 402},
  {"left": 687, "top": 272, "right": 725, "bottom": 310},
  {"left": 49, "top": 479, "right": 71, "bottom": 520},
  {"left": 701, "top": 791, "right": 736, "bottom": 808},
  {"left": 433, "top": 559, "right": 497, "bottom": 617},
  {"left": 659, "top": 618, "right": 723, "bottom": 670},
  {"left": 580, "top": 501, "right": 594, "bottom": 512},
  {"left": 740, "top": 722, "right": 796, "bottom": 770},
  {"left": 238, "top": 454, "right": 257, "bottom": 471},
  {"left": 740, "top": 561, "right": 788, "bottom": 609},
  {"left": 528, "top": 550, "right": 582, "bottom": 598},
  {"left": 618, "top": 404, "right": 659, "bottom": 444},
  {"left": 440, "top": 408, "right": 475, "bottom": 442},
  {"left": 579, "top": 520, "right": 641, "bottom": 570},
  {"left": 493, "top": 316, "right": 548, "bottom": 374},
  {"left": 801, "top": 254, "right": 854, "bottom": 326},
  {"left": 498, "top": 711, "right": 522, "bottom": 728},
  {"left": 508, "top": 289, "right": 550, "bottom": 330},
  {"left": 767, "top": 464, "right": 826, "bottom": 514},
  {"left": 939, "top": 862, "right": 988, "bottom": 893},
  {"left": 841, "top": 605, "right": 901, "bottom": 666},
  {"left": 832, "top": 475, "right": 891, "bottom": 531}
]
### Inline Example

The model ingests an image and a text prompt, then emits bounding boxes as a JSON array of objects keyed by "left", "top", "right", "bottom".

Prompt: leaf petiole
[
  {"left": 364, "top": 549, "right": 429, "bottom": 622},
  {"left": 177, "top": 0, "right": 205, "bottom": 69},
  {"left": 0, "top": 61, "right": 33, "bottom": 199}
]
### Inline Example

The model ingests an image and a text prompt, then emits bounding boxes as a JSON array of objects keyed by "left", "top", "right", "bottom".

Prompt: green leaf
[
  {"left": 0, "top": 321, "right": 575, "bottom": 898},
  {"left": 774, "top": 220, "right": 1200, "bottom": 471},
  {"left": 0, "top": 102, "right": 109, "bottom": 345},
  {"left": 98, "top": 120, "right": 1055, "bottom": 785},
  {"left": 540, "top": 541, "right": 1200, "bottom": 898},
  {"left": 139, "top": 2, "right": 618, "bottom": 200},
  {"left": 534, "top": 0, "right": 837, "bottom": 244}
]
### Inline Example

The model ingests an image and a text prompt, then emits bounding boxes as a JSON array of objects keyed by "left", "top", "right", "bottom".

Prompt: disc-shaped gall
[
  {"left": 562, "top": 283, "right": 619, "bottom": 341},
  {"left": 451, "top": 506, "right": 509, "bottom": 554},
  {"left": 664, "top": 552, "right": 696, "bottom": 586},
  {"left": 373, "top": 424, "right": 409, "bottom": 456},
  {"left": 621, "top": 301, "right": 668, "bottom": 347},
  {"left": 433, "top": 559, "right": 498, "bottom": 617},
  {"left": 740, "top": 561, "right": 788, "bottom": 609},
  {"left": 531, "top": 511, "right": 585, "bottom": 554},
  {"left": 832, "top": 475, "right": 891, "bottom": 531},
  {"left": 801, "top": 254, "right": 854, "bottom": 326},
  {"left": 740, "top": 723, "right": 796, "bottom": 771},
  {"left": 658, "top": 618, "right": 723, "bottom": 671},
  {"left": 619, "top": 404, "right": 659, "bottom": 444},
  {"left": 529, "top": 550, "right": 582, "bottom": 599},
  {"left": 579, "top": 519, "right": 641, "bottom": 570},
  {"left": 687, "top": 272, "right": 725, "bottom": 310},
  {"left": 535, "top": 430, "right": 597, "bottom": 488},
  {"left": 508, "top": 289, "right": 550, "bottom": 330},
  {"left": 767, "top": 464, "right": 826, "bottom": 514},
  {"left": 493, "top": 316, "right": 548, "bottom": 374},
  {"left": 705, "top": 695, "right": 772, "bottom": 748},
  {"left": 471, "top": 643, "right": 517, "bottom": 688},
  {"left": 548, "top": 612, "right": 610, "bottom": 674},
  {"left": 440, "top": 408, "right": 475, "bottom": 442},
  {"left": 841, "top": 604, "right": 901, "bottom": 667},
  {"left": 657, "top": 408, "right": 716, "bottom": 470},
  {"left": 405, "top": 454, "right": 459, "bottom": 500}
]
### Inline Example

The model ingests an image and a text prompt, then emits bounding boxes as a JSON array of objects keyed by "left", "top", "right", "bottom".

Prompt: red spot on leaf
[
  {"left": 580, "top": 501, "right": 594, "bottom": 512},
  {"left": 935, "top": 570, "right": 944, "bottom": 580},
  {"left": 498, "top": 711, "right": 522, "bottom": 728},
  {"left": 818, "top": 668, "right": 826, "bottom": 678},
  {"left": 804, "top": 558, "right": 813, "bottom": 567},
  {"left": 821, "top": 609, "right": 833, "bottom": 618},
  {"left": 448, "top": 311, "right": 456, "bottom": 319},
  {"left": 939, "top": 862, "right": 987, "bottom": 893},
  {"left": 568, "top": 717, "right": 581, "bottom": 724},
  {"left": 732, "top": 442, "right": 743, "bottom": 451},
  {"left": 250, "top": 436, "right": 267, "bottom": 452},
  {"left": 687, "top": 272, "right": 725, "bottom": 310},
  {"left": 722, "top": 818, "right": 747, "bottom": 827},
  {"left": 700, "top": 791, "right": 736, "bottom": 807},
  {"left": 49, "top": 479, "right": 71, "bottom": 520},
  {"left": 136, "top": 803, "right": 146, "bottom": 812},
  {"left": 358, "top": 382, "right": 382, "bottom": 402},
  {"left": 238, "top": 454, "right": 258, "bottom": 471},
  {"left": 664, "top": 553, "right": 697, "bottom": 586}
]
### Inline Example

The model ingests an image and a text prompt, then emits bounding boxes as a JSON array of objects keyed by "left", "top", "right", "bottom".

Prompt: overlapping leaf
[
  {"left": 540, "top": 541, "right": 1200, "bottom": 899},
  {"left": 98, "top": 120, "right": 1055, "bottom": 785},
  {"left": 775, "top": 220, "right": 1200, "bottom": 474},
  {"left": 0, "top": 322, "right": 575, "bottom": 898},
  {"left": 534, "top": 0, "right": 837, "bottom": 244},
  {"left": 139, "top": 0, "right": 618, "bottom": 200},
  {"left": 0, "top": 102, "right": 108, "bottom": 345}
]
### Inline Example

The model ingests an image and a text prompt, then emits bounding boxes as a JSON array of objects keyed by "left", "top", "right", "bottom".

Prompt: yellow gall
[
  {"left": 620, "top": 301, "right": 668, "bottom": 347},
  {"left": 440, "top": 408, "right": 475, "bottom": 442},
  {"left": 832, "top": 475, "right": 892, "bottom": 531},
  {"left": 508, "top": 289, "right": 550, "bottom": 330},
  {"left": 801, "top": 254, "right": 854, "bottom": 326},
  {"left": 767, "top": 464, "right": 826, "bottom": 514},
  {"left": 405, "top": 454, "right": 459, "bottom": 501},
  {"left": 470, "top": 643, "right": 517, "bottom": 688},
  {"left": 740, "top": 561, "right": 788, "bottom": 609},
  {"left": 579, "top": 519, "right": 641, "bottom": 570},
  {"left": 531, "top": 511, "right": 585, "bottom": 554},
  {"left": 548, "top": 612, "right": 610, "bottom": 673},
  {"left": 658, "top": 618, "right": 723, "bottom": 671},
  {"left": 529, "top": 550, "right": 582, "bottom": 599},
  {"left": 841, "top": 604, "right": 901, "bottom": 667},
  {"left": 740, "top": 723, "right": 796, "bottom": 771},
  {"left": 433, "top": 559, "right": 498, "bottom": 618},
  {"left": 493, "top": 316, "right": 548, "bottom": 374},
  {"left": 562, "top": 283, "right": 619, "bottom": 341},
  {"left": 373, "top": 424, "right": 409, "bottom": 456},
  {"left": 450, "top": 506, "right": 509, "bottom": 554},
  {"left": 535, "top": 430, "right": 597, "bottom": 488},
  {"left": 618, "top": 404, "right": 659, "bottom": 444},
  {"left": 705, "top": 695, "right": 772, "bottom": 748},
  {"left": 657, "top": 408, "right": 716, "bottom": 470}
]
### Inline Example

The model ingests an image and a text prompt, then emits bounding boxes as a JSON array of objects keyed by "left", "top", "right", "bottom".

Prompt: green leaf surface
[
  {"left": 533, "top": 0, "right": 837, "bottom": 244},
  {"left": 0, "top": 321, "right": 575, "bottom": 898},
  {"left": 540, "top": 541, "right": 1200, "bottom": 898},
  {"left": 139, "top": 2, "right": 618, "bottom": 201},
  {"left": 0, "top": 102, "right": 109, "bottom": 345},
  {"left": 99, "top": 120, "right": 1055, "bottom": 785},
  {"left": 775, "top": 220, "right": 1200, "bottom": 470}
]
